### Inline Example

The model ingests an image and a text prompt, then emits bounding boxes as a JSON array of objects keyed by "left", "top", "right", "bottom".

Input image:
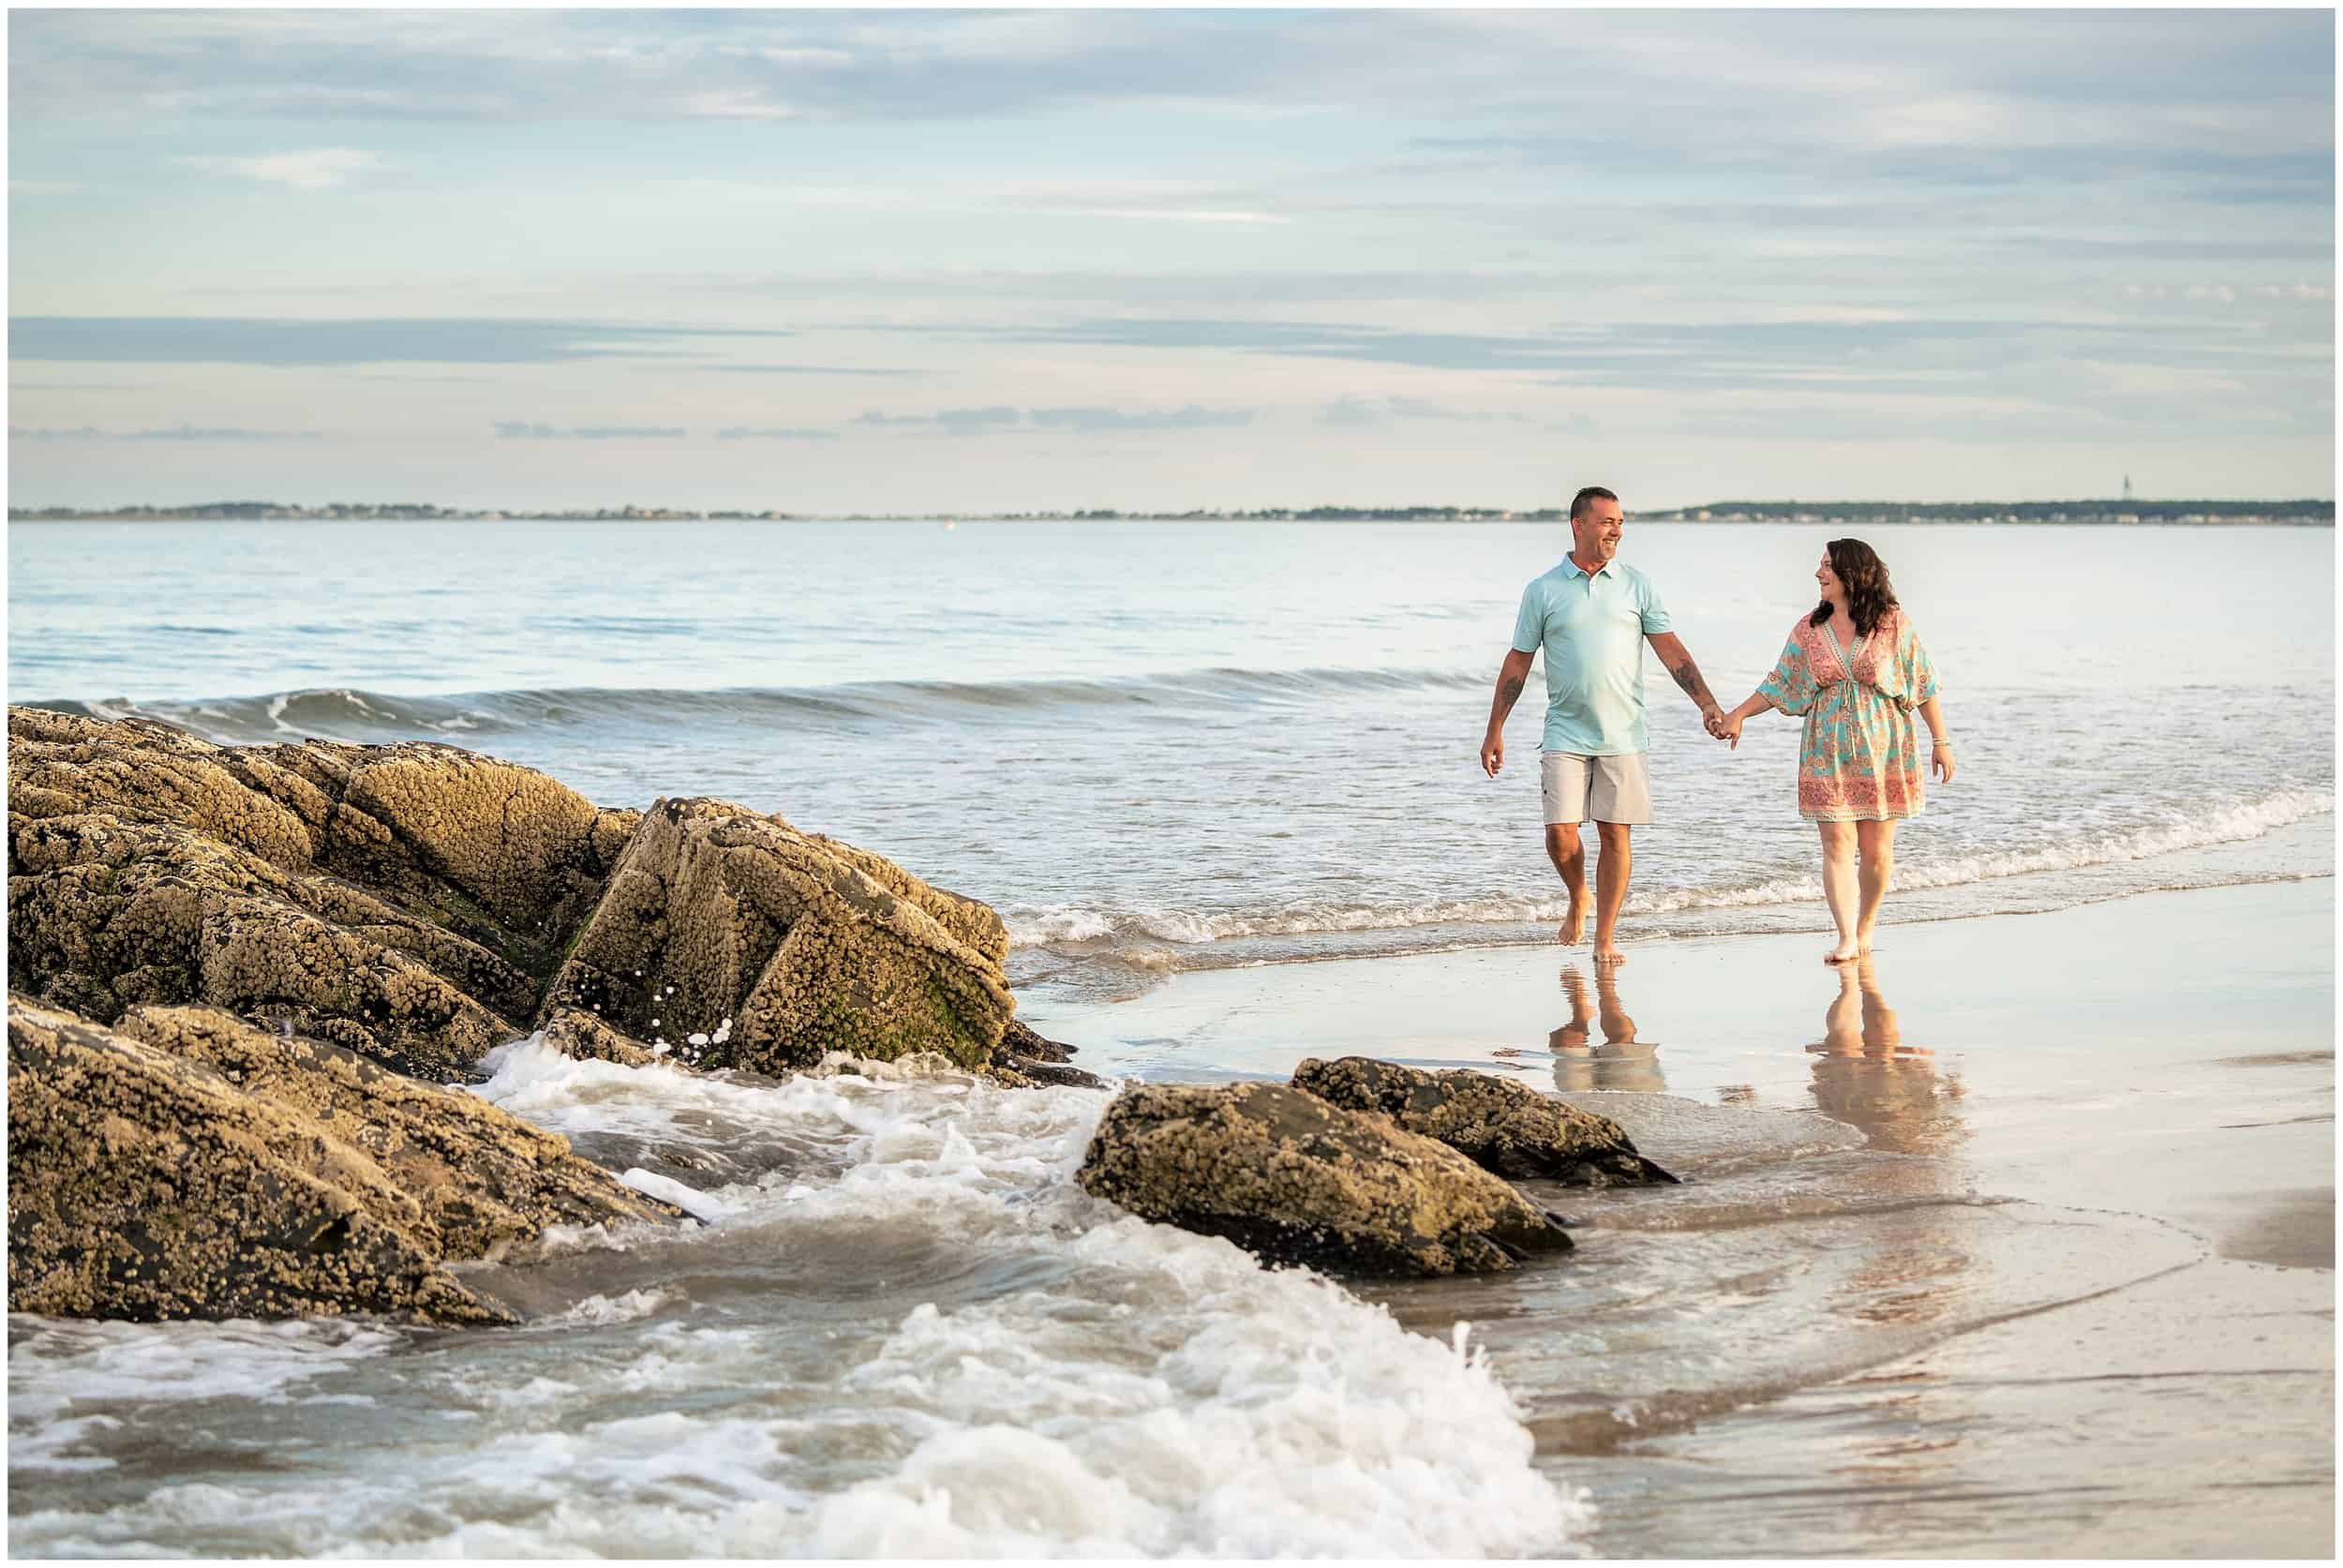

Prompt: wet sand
[{"left": 1031, "top": 876, "right": 2336, "bottom": 1558}]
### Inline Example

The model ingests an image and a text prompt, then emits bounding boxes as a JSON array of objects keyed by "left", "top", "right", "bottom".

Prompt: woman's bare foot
[
  {"left": 1592, "top": 942, "right": 1627, "bottom": 966},
  {"left": 1856, "top": 929, "right": 1877, "bottom": 954},
  {"left": 1825, "top": 941, "right": 1861, "bottom": 964},
  {"left": 1559, "top": 899, "right": 1588, "bottom": 945}
]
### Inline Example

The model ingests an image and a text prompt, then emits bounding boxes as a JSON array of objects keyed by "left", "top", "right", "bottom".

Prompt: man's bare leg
[
  {"left": 1855, "top": 819, "right": 1896, "bottom": 952},
  {"left": 1818, "top": 821, "right": 1860, "bottom": 963},
  {"left": 1545, "top": 823, "right": 1589, "bottom": 944},
  {"left": 1592, "top": 821, "right": 1633, "bottom": 965}
]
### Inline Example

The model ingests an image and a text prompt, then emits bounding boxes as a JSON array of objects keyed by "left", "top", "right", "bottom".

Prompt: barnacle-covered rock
[{"left": 1076, "top": 1081, "right": 1574, "bottom": 1277}]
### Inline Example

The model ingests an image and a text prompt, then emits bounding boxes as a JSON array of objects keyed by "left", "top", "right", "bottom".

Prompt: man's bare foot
[
  {"left": 1559, "top": 900, "right": 1588, "bottom": 946},
  {"left": 1825, "top": 942, "right": 1860, "bottom": 964},
  {"left": 1592, "top": 942, "right": 1626, "bottom": 966}
]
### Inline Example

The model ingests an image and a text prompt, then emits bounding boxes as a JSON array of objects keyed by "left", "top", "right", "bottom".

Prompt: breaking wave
[
  {"left": 1002, "top": 786, "right": 2335, "bottom": 956},
  {"left": 8, "top": 1043, "right": 1591, "bottom": 1558},
  {"left": 31, "top": 665, "right": 1490, "bottom": 745}
]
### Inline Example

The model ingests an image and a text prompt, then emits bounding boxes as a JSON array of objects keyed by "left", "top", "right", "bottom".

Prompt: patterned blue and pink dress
[{"left": 1755, "top": 607, "right": 1940, "bottom": 823}]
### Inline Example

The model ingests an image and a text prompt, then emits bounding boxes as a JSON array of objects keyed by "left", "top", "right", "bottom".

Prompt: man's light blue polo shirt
[{"left": 1511, "top": 557, "right": 1674, "bottom": 756}]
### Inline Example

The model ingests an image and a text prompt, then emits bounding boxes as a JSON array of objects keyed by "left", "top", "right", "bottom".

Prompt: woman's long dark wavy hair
[{"left": 1811, "top": 537, "right": 1899, "bottom": 637}]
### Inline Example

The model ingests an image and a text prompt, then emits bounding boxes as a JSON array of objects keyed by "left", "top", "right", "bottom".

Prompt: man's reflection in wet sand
[
  {"left": 1550, "top": 966, "right": 1665, "bottom": 1094},
  {"left": 1807, "top": 957, "right": 1965, "bottom": 1156}
]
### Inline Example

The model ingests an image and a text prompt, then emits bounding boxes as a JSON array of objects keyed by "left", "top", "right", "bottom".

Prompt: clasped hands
[{"left": 1702, "top": 707, "right": 1743, "bottom": 749}]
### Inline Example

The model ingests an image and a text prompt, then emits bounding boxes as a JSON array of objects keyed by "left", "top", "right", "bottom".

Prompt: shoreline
[
  {"left": 13, "top": 515, "right": 2336, "bottom": 528},
  {"left": 7, "top": 701, "right": 2329, "bottom": 1554},
  {"left": 1028, "top": 875, "right": 2336, "bottom": 1557}
]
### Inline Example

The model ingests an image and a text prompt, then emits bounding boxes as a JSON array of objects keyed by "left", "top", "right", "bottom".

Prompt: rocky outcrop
[
  {"left": 540, "top": 797, "right": 1016, "bottom": 1076},
  {"left": 1076, "top": 1082, "right": 1574, "bottom": 1277},
  {"left": 8, "top": 708, "right": 1031, "bottom": 1082},
  {"left": 7, "top": 995, "right": 679, "bottom": 1324},
  {"left": 6, "top": 710, "right": 1080, "bottom": 1327},
  {"left": 7, "top": 709, "right": 636, "bottom": 1079},
  {"left": 1292, "top": 1055, "right": 1677, "bottom": 1187}
]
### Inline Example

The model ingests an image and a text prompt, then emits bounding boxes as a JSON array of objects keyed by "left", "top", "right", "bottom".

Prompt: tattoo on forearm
[
  {"left": 1499, "top": 674, "right": 1525, "bottom": 707},
  {"left": 1668, "top": 657, "right": 1718, "bottom": 708}
]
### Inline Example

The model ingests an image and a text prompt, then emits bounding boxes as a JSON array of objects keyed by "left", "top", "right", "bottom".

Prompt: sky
[{"left": 7, "top": 7, "right": 2336, "bottom": 512}]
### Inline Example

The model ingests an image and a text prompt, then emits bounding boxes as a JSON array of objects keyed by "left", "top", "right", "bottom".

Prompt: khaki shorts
[{"left": 1541, "top": 750, "right": 1653, "bottom": 826}]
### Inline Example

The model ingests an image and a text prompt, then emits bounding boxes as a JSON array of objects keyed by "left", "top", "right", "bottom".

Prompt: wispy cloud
[
  {"left": 1028, "top": 405, "right": 1254, "bottom": 431},
  {"left": 1063, "top": 209, "right": 1286, "bottom": 225},
  {"left": 10, "top": 317, "right": 788, "bottom": 366},
  {"left": 701, "top": 363, "right": 919, "bottom": 378},
  {"left": 946, "top": 313, "right": 2333, "bottom": 397},
  {"left": 664, "top": 174, "right": 1288, "bottom": 227},
  {"left": 852, "top": 404, "right": 1255, "bottom": 435},
  {"left": 715, "top": 426, "right": 838, "bottom": 441},
  {"left": 9, "top": 424, "right": 325, "bottom": 441},
  {"left": 4, "top": 9, "right": 2330, "bottom": 505},
  {"left": 1321, "top": 396, "right": 1532, "bottom": 427},
  {"left": 853, "top": 406, "right": 1022, "bottom": 434},
  {"left": 11, "top": 9, "right": 2326, "bottom": 157},
  {"left": 173, "top": 147, "right": 385, "bottom": 190},
  {"left": 492, "top": 422, "right": 687, "bottom": 440}
]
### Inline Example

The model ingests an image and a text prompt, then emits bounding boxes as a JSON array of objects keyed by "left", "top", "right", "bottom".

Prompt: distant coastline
[{"left": 8, "top": 499, "right": 2334, "bottom": 526}]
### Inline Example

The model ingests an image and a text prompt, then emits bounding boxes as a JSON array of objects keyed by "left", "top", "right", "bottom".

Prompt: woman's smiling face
[{"left": 1816, "top": 551, "right": 1843, "bottom": 598}]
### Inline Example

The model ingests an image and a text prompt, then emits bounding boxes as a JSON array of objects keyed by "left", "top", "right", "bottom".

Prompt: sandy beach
[{"left": 1031, "top": 876, "right": 2336, "bottom": 1558}]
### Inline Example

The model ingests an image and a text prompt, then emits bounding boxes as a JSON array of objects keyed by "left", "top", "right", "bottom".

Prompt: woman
[{"left": 1714, "top": 539, "right": 1953, "bottom": 963}]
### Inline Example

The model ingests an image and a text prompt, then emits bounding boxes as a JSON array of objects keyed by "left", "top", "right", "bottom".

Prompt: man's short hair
[{"left": 1570, "top": 485, "right": 1619, "bottom": 520}]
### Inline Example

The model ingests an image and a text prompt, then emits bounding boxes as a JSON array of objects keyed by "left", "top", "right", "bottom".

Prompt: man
[{"left": 1479, "top": 485, "right": 1724, "bottom": 965}]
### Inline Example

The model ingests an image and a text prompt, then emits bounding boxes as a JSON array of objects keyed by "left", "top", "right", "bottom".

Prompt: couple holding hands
[{"left": 1479, "top": 486, "right": 1954, "bottom": 966}]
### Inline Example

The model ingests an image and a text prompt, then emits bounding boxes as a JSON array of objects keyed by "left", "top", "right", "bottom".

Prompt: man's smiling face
[{"left": 1572, "top": 496, "right": 1624, "bottom": 565}]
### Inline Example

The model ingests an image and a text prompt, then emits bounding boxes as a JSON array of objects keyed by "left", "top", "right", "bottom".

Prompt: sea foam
[
  {"left": 1000, "top": 786, "right": 2335, "bottom": 956},
  {"left": 7, "top": 1042, "right": 1590, "bottom": 1557}
]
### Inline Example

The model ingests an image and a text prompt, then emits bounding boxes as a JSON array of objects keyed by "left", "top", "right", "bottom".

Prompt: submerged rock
[
  {"left": 1002, "top": 1017, "right": 1078, "bottom": 1062},
  {"left": 1000, "top": 1056, "right": 1107, "bottom": 1090},
  {"left": 1076, "top": 1082, "right": 1574, "bottom": 1277},
  {"left": 1291, "top": 1055, "right": 1678, "bottom": 1187},
  {"left": 7, "top": 995, "right": 680, "bottom": 1325},
  {"left": 996, "top": 1017, "right": 1104, "bottom": 1089},
  {"left": 541, "top": 797, "right": 1016, "bottom": 1076}
]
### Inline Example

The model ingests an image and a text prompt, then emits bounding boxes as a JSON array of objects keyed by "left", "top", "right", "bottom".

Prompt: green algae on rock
[
  {"left": 7, "top": 995, "right": 680, "bottom": 1325},
  {"left": 541, "top": 797, "right": 1016, "bottom": 1076},
  {"left": 1075, "top": 1081, "right": 1574, "bottom": 1277},
  {"left": 7, "top": 707, "right": 1031, "bottom": 1081},
  {"left": 1292, "top": 1054, "right": 1678, "bottom": 1187}
]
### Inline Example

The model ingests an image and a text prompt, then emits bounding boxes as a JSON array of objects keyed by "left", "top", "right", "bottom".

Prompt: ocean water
[
  {"left": 7, "top": 519, "right": 2334, "bottom": 1556},
  {"left": 8, "top": 1050, "right": 1590, "bottom": 1557},
  {"left": 2, "top": 1036, "right": 2209, "bottom": 1558},
  {"left": 9, "top": 520, "right": 2334, "bottom": 994}
]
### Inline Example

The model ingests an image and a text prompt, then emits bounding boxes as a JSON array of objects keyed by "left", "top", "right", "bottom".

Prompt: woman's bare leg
[
  {"left": 1855, "top": 818, "right": 1897, "bottom": 951},
  {"left": 1818, "top": 822, "right": 1860, "bottom": 963}
]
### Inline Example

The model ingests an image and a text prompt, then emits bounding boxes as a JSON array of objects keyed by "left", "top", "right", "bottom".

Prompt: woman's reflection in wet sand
[
  {"left": 1808, "top": 957, "right": 1965, "bottom": 1156},
  {"left": 1550, "top": 966, "right": 1665, "bottom": 1094},
  {"left": 1801, "top": 958, "right": 1979, "bottom": 1501}
]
